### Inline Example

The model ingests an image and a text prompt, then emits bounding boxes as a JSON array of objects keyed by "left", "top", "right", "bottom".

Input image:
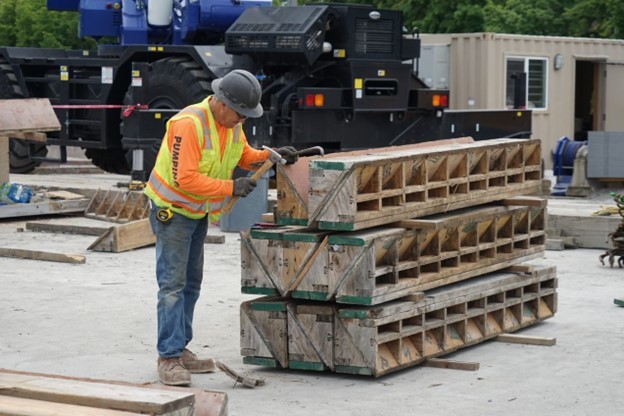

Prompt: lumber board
[
  {"left": 424, "top": 358, "right": 480, "bottom": 371},
  {"left": 0, "top": 395, "right": 143, "bottom": 416},
  {"left": 0, "top": 198, "right": 90, "bottom": 219},
  {"left": 547, "top": 207, "right": 621, "bottom": 249},
  {"left": 495, "top": 333, "right": 556, "bottom": 346},
  {"left": 243, "top": 201, "right": 547, "bottom": 305},
  {"left": 26, "top": 221, "right": 108, "bottom": 236},
  {"left": 241, "top": 264, "right": 558, "bottom": 376},
  {"left": 0, "top": 247, "right": 85, "bottom": 264},
  {"left": 0, "top": 369, "right": 227, "bottom": 416},
  {"left": 88, "top": 218, "right": 155, "bottom": 253},
  {"left": 306, "top": 138, "right": 542, "bottom": 231},
  {"left": 276, "top": 137, "right": 476, "bottom": 225},
  {"left": 0, "top": 98, "right": 61, "bottom": 135},
  {"left": 205, "top": 234, "right": 225, "bottom": 244},
  {"left": 0, "top": 373, "right": 194, "bottom": 414}
]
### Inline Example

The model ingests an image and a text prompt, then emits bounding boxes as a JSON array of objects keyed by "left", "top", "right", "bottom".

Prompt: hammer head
[{"left": 262, "top": 145, "right": 286, "bottom": 164}]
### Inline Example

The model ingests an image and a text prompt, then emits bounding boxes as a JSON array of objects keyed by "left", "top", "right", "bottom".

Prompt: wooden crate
[
  {"left": 307, "top": 138, "right": 542, "bottom": 231},
  {"left": 240, "top": 227, "right": 328, "bottom": 296},
  {"left": 241, "top": 264, "right": 557, "bottom": 377},
  {"left": 242, "top": 198, "right": 546, "bottom": 305},
  {"left": 240, "top": 297, "right": 292, "bottom": 368}
]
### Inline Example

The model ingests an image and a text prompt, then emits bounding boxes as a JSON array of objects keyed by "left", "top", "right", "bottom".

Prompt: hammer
[
  {"left": 221, "top": 145, "right": 285, "bottom": 215},
  {"left": 293, "top": 145, "right": 324, "bottom": 157}
]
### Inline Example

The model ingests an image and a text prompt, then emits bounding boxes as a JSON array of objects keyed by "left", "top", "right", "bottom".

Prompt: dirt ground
[{"left": 1, "top": 169, "right": 623, "bottom": 416}]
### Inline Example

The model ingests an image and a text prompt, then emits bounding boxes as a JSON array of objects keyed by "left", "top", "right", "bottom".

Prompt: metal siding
[{"left": 422, "top": 33, "right": 624, "bottom": 168}]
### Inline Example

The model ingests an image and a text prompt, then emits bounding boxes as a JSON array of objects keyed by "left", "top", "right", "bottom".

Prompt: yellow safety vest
[{"left": 145, "top": 96, "right": 245, "bottom": 222}]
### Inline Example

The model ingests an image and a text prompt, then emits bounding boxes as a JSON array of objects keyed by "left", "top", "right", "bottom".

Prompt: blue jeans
[{"left": 149, "top": 205, "right": 208, "bottom": 358}]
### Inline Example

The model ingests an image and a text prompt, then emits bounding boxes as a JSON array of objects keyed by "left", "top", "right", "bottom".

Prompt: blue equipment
[
  {"left": 552, "top": 136, "right": 587, "bottom": 196},
  {"left": 47, "top": 0, "right": 272, "bottom": 45}
]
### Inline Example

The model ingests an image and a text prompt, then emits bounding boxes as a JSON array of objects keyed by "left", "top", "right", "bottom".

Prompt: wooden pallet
[
  {"left": 84, "top": 189, "right": 150, "bottom": 223},
  {"left": 240, "top": 264, "right": 557, "bottom": 377},
  {"left": 307, "top": 138, "right": 542, "bottom": 231},
  {"left": 275, "top": 137, "right": 477, "bottom": 226},
  {"left": 241, "top": 198, "right": 546, "bottom": 305}
]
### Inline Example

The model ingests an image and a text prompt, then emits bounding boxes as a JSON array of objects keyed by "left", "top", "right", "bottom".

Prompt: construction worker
[{"left": 144, "top": 69, "right": 298, "bottom": 386}]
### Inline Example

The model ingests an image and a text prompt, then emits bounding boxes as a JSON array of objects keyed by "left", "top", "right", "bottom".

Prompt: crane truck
[{"left": 0, "top": 0, "right": 531, "bottom": 179}]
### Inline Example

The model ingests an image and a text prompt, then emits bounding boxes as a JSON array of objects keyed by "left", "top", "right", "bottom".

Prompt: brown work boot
[
  {"left": 181, "top": 348, "right": 216, "bottom": 373},
  {"left": 157, "top": 356, "right": 191, "bottom": 386}
]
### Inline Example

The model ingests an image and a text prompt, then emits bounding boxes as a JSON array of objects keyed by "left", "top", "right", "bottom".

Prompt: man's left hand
[{"left": 275, "top": 146, "right": 299, "bottom": 165}]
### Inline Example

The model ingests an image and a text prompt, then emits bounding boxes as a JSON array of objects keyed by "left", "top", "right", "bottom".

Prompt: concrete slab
[{"left": 1, "top": 171, "right": 624, "bottom": 416}]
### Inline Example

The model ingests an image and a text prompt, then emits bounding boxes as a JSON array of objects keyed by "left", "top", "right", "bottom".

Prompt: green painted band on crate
[
  {"left": 615, "top": 297, "right": 624, "bottom": 307},
  {"left": 277, "top": 218, "right": 308, "bottom": 226},
  {"left": 243, "top": 356, "right": 279, "bottom": 367},
  {"left": 241, "top": 287, "right": 279, "bottom": 296},
  {"left": 312, "top": 160, "right": 348, "bottom": 170},
  {"left": 283, "top": 232, "right": 325, "bottom": 243},
  {"left": 336, "top": 295, "right": 373, "bottom": 305},
  {"left": 292, "top": 290, "right": 330, "bottom": 301},
  {"left": 250, "top": 301, "right": 288, "bottom": 312},
  {"left": 249, "top": 229, "right": 286, "bottom": 240},
  {"left": 334, "top": 365, "right": 374, "bottom": 376},
  {"left": 328, "top": 235, "right": 365, "bottom": 246},
  {"left": 318, "top": 221, "right": 355, "bottom": 231},
  {"left": 289, "top": 361, "right": 327, "bottom": 372}
]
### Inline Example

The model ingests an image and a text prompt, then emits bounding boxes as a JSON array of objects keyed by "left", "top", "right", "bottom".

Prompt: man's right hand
[{"left": 233, "top": 177, "right": 257, "bottom": 197}]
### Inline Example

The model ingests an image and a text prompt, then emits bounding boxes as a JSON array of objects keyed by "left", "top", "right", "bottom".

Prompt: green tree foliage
[
  {"left": 483, "top": 0, "right": 570, "bottom": 36},
  {"left": 0, "top": 0, "right": 95, "bottom": 49}
]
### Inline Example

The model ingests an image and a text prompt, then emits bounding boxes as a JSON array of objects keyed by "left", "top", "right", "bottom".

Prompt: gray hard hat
[{"left": 212, "top": 69, "right": 263, "bottom": 118}]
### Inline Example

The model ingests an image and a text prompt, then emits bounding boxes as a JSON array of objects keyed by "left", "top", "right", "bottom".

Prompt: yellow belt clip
[{"left": 157, "top": 207, "right": 173, "bottom": 223}]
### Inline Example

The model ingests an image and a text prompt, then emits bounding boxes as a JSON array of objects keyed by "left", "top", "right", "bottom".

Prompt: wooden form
[
  {"left": 306, "top": 138, "right": 542, "bottom": 231},
  {"left": 88, "top": 218, "right": 155, "bottom": 253},
  {"left": 0, "top": 372, "right": 194, "bottom": 415},
  {"left": 0, "top": 247, "right": 85, "bottom": 264},
  {"left": 84, "top": 189, "right": 150, "bottom": 223},
  {"left": 240, "top": 264, "right": 557, "bottom": 376},
  {"left": 241, "top": 198, "right": 546, "bottom": 305},
  {"left": 0, "top": 98, "right": 61, "bottom": 184},
  {"left": 276, "top": 137, "right": 476, "bottom": 226},
  {"left": 0, "top": 197, "right": 91, "bottom": 219}
]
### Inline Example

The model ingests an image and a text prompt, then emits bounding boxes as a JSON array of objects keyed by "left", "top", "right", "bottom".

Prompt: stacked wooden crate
[{"left": 239, "top": 138, "right": 557, "bottom": 377}]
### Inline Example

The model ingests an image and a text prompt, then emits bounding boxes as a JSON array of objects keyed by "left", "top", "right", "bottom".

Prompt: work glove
[
  {"left": 233, "top": 177, "right": 257, "bottom": 197},
  {"left": 275, "top": 146, "right": 299, "bottom": 165}
]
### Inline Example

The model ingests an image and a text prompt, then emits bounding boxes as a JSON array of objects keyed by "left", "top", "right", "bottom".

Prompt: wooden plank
[
  {"left": 0, "top": 395, "right": 143, "bottom": 416},
  {"left": 424, "top": 358, "right": 480, "bottom": 371},
  {"left": 0, "top": 247, "right": 85, "bottom": 264},
  {"left": 495, "top": 333, "right": 557, "bottom": 346},
  {"left": 0, "top": 373, "right": 194, "bottom": 414},
  {"left": 88, "top": 218, "right": 156, "bottom": 253},
  {"left": 0, "top": 99, "right": 61, "bottom": 135},
  {"left": 26, "top": 221, "right": 108, "bottom": 236},
  {"left": 0, "top": 198, "right": 90, "bottom": 219},
  {"left": 0, "top": 369, "right": 226, "bottom": 416},
  {"left": 205, "top": 234, "right": 225, "bottom": 244},
  {"left": 0, "top": 136, "right": 9, "bottom": 184},
  {"left": 8, "top": 131, "right": 47, "bottom": 142}
]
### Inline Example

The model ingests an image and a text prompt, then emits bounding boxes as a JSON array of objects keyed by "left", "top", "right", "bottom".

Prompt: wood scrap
[
  {"left": 88, "top": 218, "right": 155, "bottom": 253},
  {"left": 205, "top": 234, "right": 225, "bottom": 244},
  {"left": 495, "top": 333, "right": 557, "bottom": 346},
  {"left": 0, "top": 372, "right": 194, "bottom": 415},
  {"left": 26, "top": 221, "right": 108, "bottom": 236},
  {"left": 424, "top": 358, "right": 480, "bottom": 371},
  {"left": 0, "top": 395, "right": 143, "bottom": 416},
  {"left": 0, "top": 247, "right": 85, "bottom": 264},
  {"left": 615, "top": 297, "right": 624, "bottom": 307}
]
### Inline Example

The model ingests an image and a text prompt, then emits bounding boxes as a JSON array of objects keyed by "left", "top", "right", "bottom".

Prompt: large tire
[
  {"left": 122, "top": 57, "right": 213, "bottom": 175},
  {"left": 0, "top": 58, "right": 47, "bottom": 173}
]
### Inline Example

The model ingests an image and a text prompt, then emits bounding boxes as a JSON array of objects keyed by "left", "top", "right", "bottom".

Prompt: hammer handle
[{"left": 221, "top": 158, "right": 275, "bottom": 215}]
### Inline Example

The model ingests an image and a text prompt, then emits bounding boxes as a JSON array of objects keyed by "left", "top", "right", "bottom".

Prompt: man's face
[{"left": 217, "top": 100, "right": 246, "bottom": 128}]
